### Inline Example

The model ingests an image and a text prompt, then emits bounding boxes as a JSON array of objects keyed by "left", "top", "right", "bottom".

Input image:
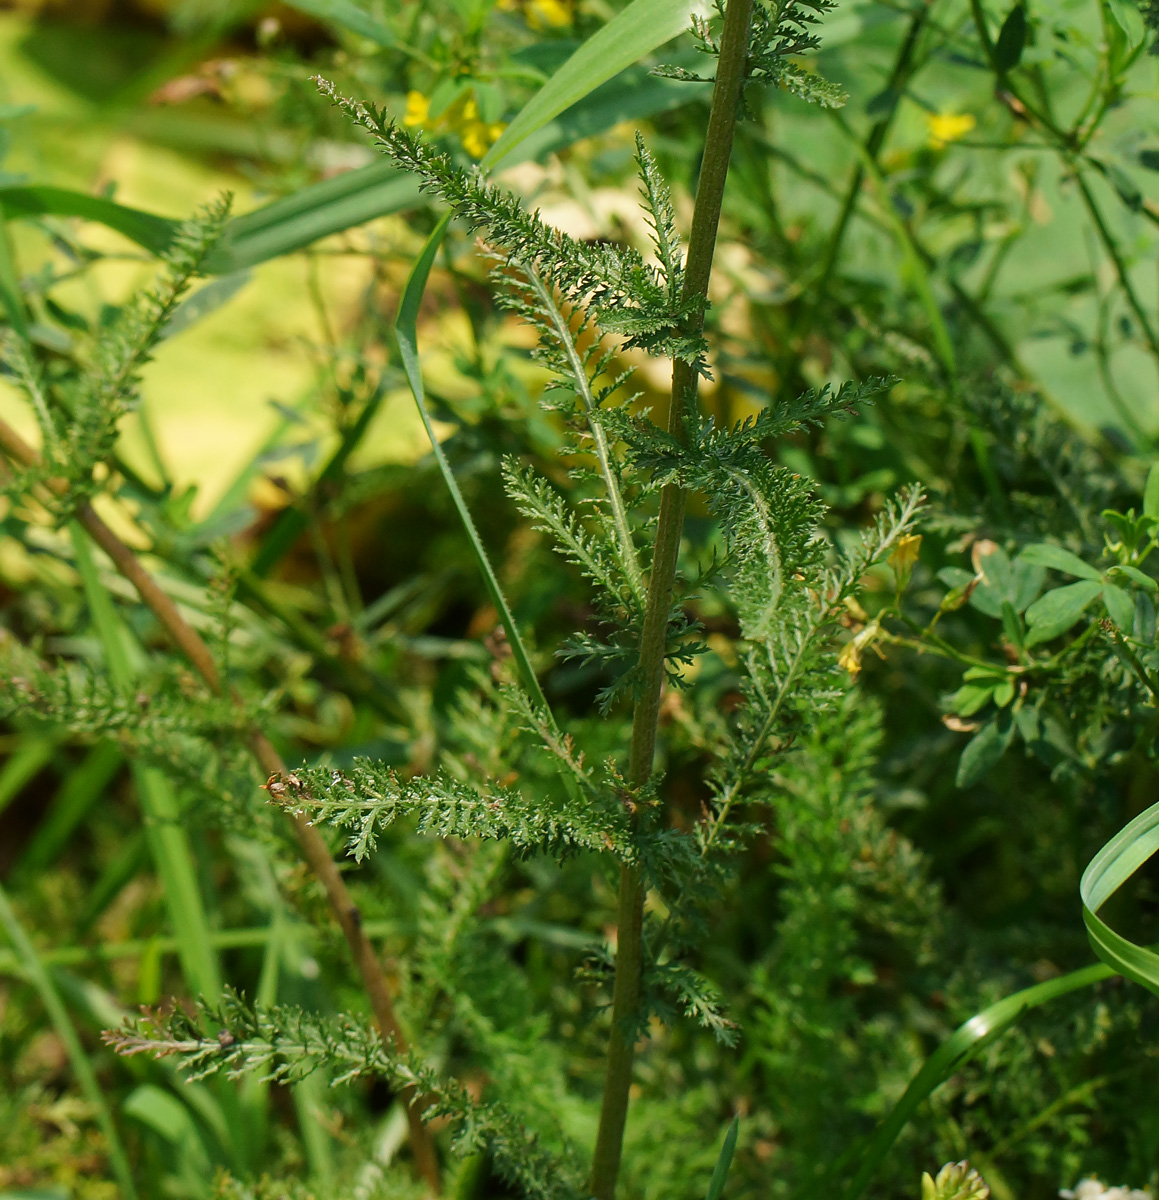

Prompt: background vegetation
[{"left": 2, "top": 0, "right": 1159, "bottom": 1196}]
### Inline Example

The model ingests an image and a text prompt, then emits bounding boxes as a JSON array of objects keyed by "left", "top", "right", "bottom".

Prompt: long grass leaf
[
  {"left": 0, "top": 736, "right": 56, "bottom": 821},
  {"left": 0, "top": 880, "right": 138, "bottom": 1199},
  {"left": 1, "top": 53, "right": 701, "bottom": 273},
  {"left": 0, "top": 185, "right": 178, "bottom": 255},
  {"left": 841, "top": 960, "right": 1114, "bottom": 1200},
  {"left": 15, "top": 742, "right": 123, "bottom": 876},
  {"left": 1081, "top": 796, "right": 1159, "bottom": 991},
  {"left": 282, "top": 0, "right": 396, "bottom": 46},
  {"left": 481, "top": 0, "right": 700, "bottom": 169},
  {"left": 395, "top": 215, "right": 551, "bottom": 716},
  {"left": 70, "top": 525, "right": 223, "bottom": 1001},
  {"left": 0, "top": 199, "right": 30, "bottom": 337},
  {"left": 705, "top": 1116, "right": 739, "bottom": 1200}
]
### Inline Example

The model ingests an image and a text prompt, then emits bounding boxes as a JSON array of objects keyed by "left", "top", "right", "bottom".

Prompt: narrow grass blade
[
  {"left": 0, "top": 185, "right": 178, "bottom": 255},
  {"left": 3, "top": 51, "right": 700, "bottom": 271},
  {"left": 0, "top": 199, "right": 30, "bottom": 338},
  {"left": 0, "top": 880, "right": 138, "bottom": 1199},
  {"left": 201, "top": 164, "right": 422, "bottom": 272},
  {"left": 1081, "top": 796, "right": 1159, "bottom": 992},
  {"left": 15, "top": 742, "right": 122, "bottom": 876},
  {"left": 71, "top": 525, "right": 223, "bottom": 1001},
  {"left": 0, "top": 736, "right": 56, "bottom": 820},
  {"left": 395, "top": 215, "right": 551, "bottom": 717},
  {"left": 841, "top": 960, "right": 1114, "bottom": 1200},
  {"left": 481, "top": 0, "right": 700, "bottom": 170},
  {"left": 78, "top": 830, "right": 148, "bottom": 935},
  {"left": 706, "top": 1116, "right": 739, "bottom": 1200}
]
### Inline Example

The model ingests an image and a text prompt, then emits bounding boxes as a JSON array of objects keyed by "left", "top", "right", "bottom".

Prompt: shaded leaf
[
  {"left": 956, "top": 709, "right": 1015, "bottom": 787},
  {"left": 994, "top": 5, "right": 1026, "bottom": 71}
]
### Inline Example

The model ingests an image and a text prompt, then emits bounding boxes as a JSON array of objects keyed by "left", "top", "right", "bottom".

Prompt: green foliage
[
  {"left": 106, "top": 990, "right": 587, "bottom": 1200},
  {"left": 6, "top": 0, "right": 1159, "bottom": 1195}
]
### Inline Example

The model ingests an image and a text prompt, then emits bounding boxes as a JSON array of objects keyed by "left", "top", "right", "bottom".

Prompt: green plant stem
[
  {"left": 0, "top": 880, "right": 138, "bottom": 1199},
  {"left": 589, "top": 0, "right": 753, "bottom": 1194}
]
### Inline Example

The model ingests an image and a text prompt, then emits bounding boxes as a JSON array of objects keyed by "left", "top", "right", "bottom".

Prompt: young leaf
[
  {"left": 1024, "top": 580, "right": 1104, "bottom": 645},
  {"left": 951, "top": 682, "right": 995, "bottom": 717},
  {"left": 1110, "top": 564, "right": 1158, "bottom": 592}
]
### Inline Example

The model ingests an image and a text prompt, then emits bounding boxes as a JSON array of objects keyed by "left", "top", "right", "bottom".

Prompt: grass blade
[
  {"left": 841, "top": 959, "right": 1114, "bottom": 1200},
  {"left": 0, "top": 199, "right": 30, "bottom": 338},
  {"left": 70, "top": 524, "right": 223, "bottom": 1002},
  {"left": 395, "top": 214, "right": 551, "bottom": 716},
  {"left": 0, "top": 185, "right": 178, "bottom": 255},
  {"left": 201, "top": 163, "right": 421, "bottom": 272},
  {"left": 705, "top": 1116, "right": 739, "bottom": 1200},
  {"left": 0, "top": 736, "right": 56, "bottom": 821},
  {"left": 1081, "top": 796, "right": 1159, "bottom": 992},
  {"left": 0, "top": 880, "right": 138, "bottom": 1199},
  {"left": 1, "top": 53, "right": 702, "bottom": 272},
  {"left": 481, "top": 0, "right": 700, "bottom": 169},
  {"left": 15, "top": 742, "right": 123, "bottom": 877}
]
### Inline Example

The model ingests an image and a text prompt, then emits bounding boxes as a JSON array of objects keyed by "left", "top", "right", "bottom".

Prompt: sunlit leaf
[
  {"left": 1024, "top": 580, "right": 1104, "bottom": 645},
  {"left": 481, "top": 0, "right": 701, "bottom": 170},
  {"left": 1020, "top": 543, "right": 1103, "bottom": 582}
]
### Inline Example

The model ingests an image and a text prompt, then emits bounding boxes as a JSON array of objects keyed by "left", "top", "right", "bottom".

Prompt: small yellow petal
[
  {"left": 889, "top": 533, "right": 922, "bottom": 587},
  {"left": 926, "top": 111, "right": 975, "bottom": 148},
  {"left": 838, "top": 639, "right": 863, "bottom": 678},
  {"left": 403, "top": 90, "right": 430, "bottom": 127}
]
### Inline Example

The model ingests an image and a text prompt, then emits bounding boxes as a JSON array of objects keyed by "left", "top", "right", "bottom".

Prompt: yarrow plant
[
  {"left": 9, "top": 0, "right": 1159, "bottom": 1195},
  {"left": 4, "top": 0, "right": 930, "bottom": 1193}
]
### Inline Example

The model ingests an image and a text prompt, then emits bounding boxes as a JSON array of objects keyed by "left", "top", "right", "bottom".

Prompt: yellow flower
[
  {"left": 838, "top": 638, "right": 864, "bottom": 679},
  {"left": 527, "top": 0, "right": 572, "bottom": 28},
  {"left": 888, "top": 533, "right": 922, "bottom": 589},
  {"left": 404, "top": 90, "right": 430, "bottom": 127},
  {"left": 839, "top": 618, "right": 883, "bottom": 679},
  {"left": 926, "top": 112, "right": 975, "bottom": 149}
]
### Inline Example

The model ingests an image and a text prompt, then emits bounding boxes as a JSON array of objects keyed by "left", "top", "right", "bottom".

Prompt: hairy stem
[
  {"left": 589, "top": 0, "right": 753, "bottom": 1193},
  {"left": 0, "top": 416, "right": 442, "bottom": 1195}
]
